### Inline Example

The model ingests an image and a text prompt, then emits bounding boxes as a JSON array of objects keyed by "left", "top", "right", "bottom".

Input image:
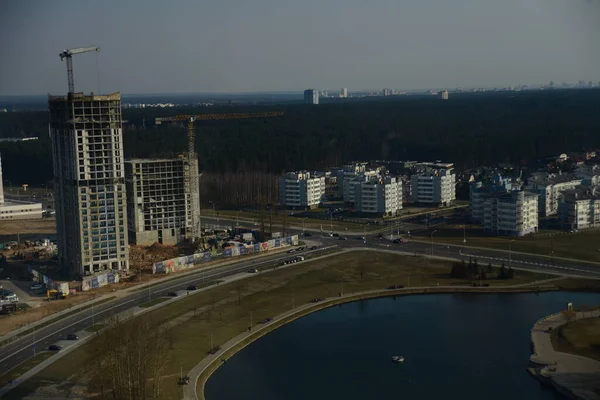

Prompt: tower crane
[
  {"left": 155, "top": 111, "right": 284, "bottom": 242},
  {"left": 59, "top": 46, "right": 100, "bottom": 94}
]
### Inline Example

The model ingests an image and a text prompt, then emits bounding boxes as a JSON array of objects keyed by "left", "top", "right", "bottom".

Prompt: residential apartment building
[
  {"left": 469, "top": 174, "right": 513, "bottom": 222},
  {"left": 483, "top": 191, "right": 538, "bottom": 236},
  {"left": 353, "top": 176, "right": 402, "bottom": 216},
  {"left": 559, "top": 189, "right": 600, "bottom": 231},
  {"left": 335, "top": 163, "right": 382, "bottom": 204},
  {"left": 125, "top": 158, "right": 198, "bottom": 246},
  {"left": 526, "top": 173, "right": 583, "bottom": 216},
  {"left": 49, "top": 92, "right": 129, "bottom": 277},
  {"left": 303, "top": 89, "right": 319, "bottom": 105},
  {"left": 410, "top": 163, "right": 456, "bottom": 206},
  {"left": 279, "top": 171, "right": 325, "bottom": 209}
]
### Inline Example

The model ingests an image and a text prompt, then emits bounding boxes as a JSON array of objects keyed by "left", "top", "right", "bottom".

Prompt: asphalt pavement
[{"left": 1, "top": 218, "right": 599, "bottom": 383}]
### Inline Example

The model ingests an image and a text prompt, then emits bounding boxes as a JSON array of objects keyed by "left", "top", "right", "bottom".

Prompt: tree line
[{"left": 2, "top": 89, "right": 600, "bottom": 196}]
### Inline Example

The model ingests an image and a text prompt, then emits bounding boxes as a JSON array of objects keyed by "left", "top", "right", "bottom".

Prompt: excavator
[{"left": 47, "top": 289, "right": 68, "bottom": 300}]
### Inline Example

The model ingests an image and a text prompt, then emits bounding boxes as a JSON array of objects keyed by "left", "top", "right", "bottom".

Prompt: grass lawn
[
  {"left": 139, "top": 298, "right": 170, "bottom": 308},
  {"left": 11, "top": 251, "right": 553, "bottom": 399},
  {"left": 423, "top": 226, "right": 600, "bottom": 263},
  {"left": 551, "top": 318, "right": 600, "bottom": 362},
  {"left": 0, "top": 351, "right": 54, "bottom": 386}
]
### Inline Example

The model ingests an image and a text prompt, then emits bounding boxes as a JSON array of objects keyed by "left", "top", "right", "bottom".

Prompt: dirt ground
[
  {"left": 0, "top": 219, "right": 57, "bottom": 243},
  {"left": 129, "top": 243, "right": 182, "bottom": 272}
]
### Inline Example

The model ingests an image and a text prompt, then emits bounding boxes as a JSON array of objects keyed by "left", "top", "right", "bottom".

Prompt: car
[
  {"left": 309, "top": 246, "right": 317, "bottom": 250},
  {"left": 66, "top": 334, "right": 79, "bottom": 340},
  {"left": 338, "top": 237, "right": 348, "bottom": 240},
  {"left": 186, "top": 285, "right": 198, "bottom": 291},
  {"left": 166, "top": 291, "right": 178, "bottom": 297},
  {"left": 310, "top": 297, "right": 325, "bottom": 303},
  {"left": 49, "top": 345, "right": 62, "bottom": 351},
  {"left": 297, "top": 246, "right": 305, "bottom": 251},
  {"left": 30, "top": 283, "right": 43, "bottom": 291},
  {"left": 258, "top": 317, "right": 273, "bottom": 324},
  {"left": 332, "top": 233, "right": 339, "bottom": 237},
  {"left": 287, "top": 249, "right": 296, "bottom": 253},
  {"left": 392, "top": 239, "right": 403, "bottom": 244},
  {"left": 303, "top": 232, "right": 312, "bottom": 237},
  {"left": 247, "top": 268, "right": 259, "bottom": 273}
]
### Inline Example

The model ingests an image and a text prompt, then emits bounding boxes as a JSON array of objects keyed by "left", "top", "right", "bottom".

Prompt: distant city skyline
[{"left": 1, "top": 0, "right": 599, "bottom": 96}]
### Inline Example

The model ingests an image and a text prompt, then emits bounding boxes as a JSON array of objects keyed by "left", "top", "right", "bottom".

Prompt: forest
[{"left": 1, "top": 89, "right": 600, "bottom": 197}]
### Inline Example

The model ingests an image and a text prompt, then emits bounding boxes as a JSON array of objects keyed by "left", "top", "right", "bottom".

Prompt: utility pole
[
  {"left": 430, "top": 230, "right": 438, "bottom": 257},
  {"left": 250, "top": 311, "right": 253, "bottom": 329},
  {"left": 509, "top": 239, "right": 514, "bottom": 267}
]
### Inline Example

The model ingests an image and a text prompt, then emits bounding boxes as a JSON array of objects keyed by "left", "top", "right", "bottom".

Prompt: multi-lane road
[{"left": 1, "top": 217, "right": 599, "bottom": 380}]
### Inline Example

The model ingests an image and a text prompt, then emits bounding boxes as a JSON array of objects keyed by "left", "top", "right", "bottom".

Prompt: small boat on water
[{"left": 392, "top": 356, "right": 404, "bottom": 363}]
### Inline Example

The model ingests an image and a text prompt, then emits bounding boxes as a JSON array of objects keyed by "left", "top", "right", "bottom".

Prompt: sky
[{"left": 0, "top": 0, "right": 599, "bottom": 95}]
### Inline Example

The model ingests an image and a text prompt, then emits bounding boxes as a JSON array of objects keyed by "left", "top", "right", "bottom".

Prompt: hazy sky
[{"left": 1, "top": 0, "right": 599, "bottom": 95}]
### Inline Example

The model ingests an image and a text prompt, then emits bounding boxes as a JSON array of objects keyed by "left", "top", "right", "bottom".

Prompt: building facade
[
  {"left": 483, "top": 191, "right": 538, "bottom": 236},
  {"left": 303, "top": 89, "right": 319, "bottom": 105},
  {"left": 125, "top": 158, "right": 197, "bottom": 246},
  {"left": 49, "top": 92, "right": 129, "bottom": 277},
  {"left": 559, "top": 189, "right": 600, "bottom": 231},
  {"left": 0, "top": 154, "right": 44, "bottom": 220},
  {"left": 354, "top": 176, "right": 402, "bottom": 216},
  {"left": 526, "top": 173, "right": 583, "bottom": 216},
  {"left": 341, "top": 88, "right": 348, "bottom": 98},
  {"left": 469, "top": 174, "right": 513, "bottom": 222},
  {"left": 410, "top": 163, "right": 456, "bottom": 206},
  {"left": 279, "top": 171, "right": 325, "bottom": 209}
]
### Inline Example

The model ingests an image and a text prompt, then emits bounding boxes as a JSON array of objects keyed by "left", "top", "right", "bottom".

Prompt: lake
[{"left": 205, "top": 291, "right": 600, "bottom": 400}]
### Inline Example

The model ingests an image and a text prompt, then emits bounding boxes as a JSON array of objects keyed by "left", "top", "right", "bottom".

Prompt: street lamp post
[
  {"left": 236, "top": 210, "right": 241, "bottom": 227},
  {"left": 431, "top": 230, "right": 438, "bottom": 257},
  {"left": 463, "top": 225, "right": 466, "bottom": 247},
  {"left": 509, "top": 239, "right": 515, "bottom": 267}
]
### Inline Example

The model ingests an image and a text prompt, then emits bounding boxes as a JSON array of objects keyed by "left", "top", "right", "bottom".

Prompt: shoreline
[
  {"left": 186, "top": 284, "right": 558, "bottom": 400},
  {"left": 528, "top": 310, "right": 600, "bottom": 400}
]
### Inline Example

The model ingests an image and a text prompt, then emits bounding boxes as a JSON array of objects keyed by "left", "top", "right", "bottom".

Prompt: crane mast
[
  {"left": 59, "top": 46, "right": 100, "bottom": 94},
  {"left": 156, "top": 111, "right": 284, "bottom": 242}
]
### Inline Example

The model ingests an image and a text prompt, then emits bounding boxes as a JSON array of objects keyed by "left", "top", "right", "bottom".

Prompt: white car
[{"left": 30, "top": 283, "right": 44, "bottom": 291}]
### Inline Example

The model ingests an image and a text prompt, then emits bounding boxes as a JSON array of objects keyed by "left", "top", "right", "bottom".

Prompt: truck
[{"left": 47, "top": 289, "right": 67, "bottom": 300}]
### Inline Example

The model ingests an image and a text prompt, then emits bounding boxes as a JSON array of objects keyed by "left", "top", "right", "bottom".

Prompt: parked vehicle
[
  {"left": 167, "top": 291, "right": 178, "bottom": 297},
  {"left": 309, "top": 246, "right": 317, "bottom": 250},
  {"left": 303, "top": 232, "right": 312, "bottom": 237},
  {"left": 49, "top": 345, "right": 62, "bottom": 351},
  {"left": 259, "top": 317, "right": 273, "bottom": 324},
  {"left": 186, "top": 285, "right": 198, "bottom": 291},
  {"left": 30, "top": 283, "right": 43, "bottom": 291},
  {"left": 247, "top": 268, "right": 259, "bottom": 273},
  {"left": 66, "top": 334, "right": 79, "bottom": 340}
]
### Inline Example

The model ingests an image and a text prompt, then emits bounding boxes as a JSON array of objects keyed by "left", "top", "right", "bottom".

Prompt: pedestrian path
[{"left": 530, "top": 309, "right": 600, "bottom": 400}]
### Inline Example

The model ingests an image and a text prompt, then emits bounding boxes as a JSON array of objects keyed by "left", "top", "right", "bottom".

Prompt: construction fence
[
  {"left": 81, "top": 271, "right": 121, "bottom": 291},
  {"left": 29, "top": 266, "right": 70, "bottom": 294},
  {"left": 152, "top": 235, "right": 299, "bottom": 274}
]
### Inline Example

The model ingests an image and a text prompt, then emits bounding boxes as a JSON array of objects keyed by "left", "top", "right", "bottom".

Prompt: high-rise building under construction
[{"left": 49, "top": 92, "right": 129, "bottom": 277}]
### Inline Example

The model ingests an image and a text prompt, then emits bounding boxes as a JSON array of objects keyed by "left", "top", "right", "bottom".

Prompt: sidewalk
[
  {"left": 530, "top": 310, "right": 600, "bottom": 400},
  {"left": 0, "top": 246, "right": 297, "bottom": 344}
]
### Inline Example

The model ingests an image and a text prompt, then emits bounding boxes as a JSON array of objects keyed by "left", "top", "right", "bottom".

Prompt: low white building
[
  {"left": 279, "top": 171, "right": 325, "bottom": 209},
  {"left": 353, "top": 176, "right": 402, "bottom": 216},
  {"left": 335, "top": 162, "right": 382, "bottom": 204},
  {"left": 0, "top": 154, "right": 43, "bottom": 220},
  {"left": 483, "top": 191, "right": 538, "bottom": 236},
  {"left": 526, "top": 173, "right": 583, "bottom": 216},
  {"left": 559, "top": 189, "right": 600, "bottom": 231},
  {"left": 411, "top": 163, "right": 456, "bottom": 206}
]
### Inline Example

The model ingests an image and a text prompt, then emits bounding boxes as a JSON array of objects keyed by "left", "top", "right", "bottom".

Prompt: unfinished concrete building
[
  {"left": 49, "top": 92, "right": 129, "bottom": 277},
  {"left": 125, "top": 158, "right": 197, "bottom": 245}
]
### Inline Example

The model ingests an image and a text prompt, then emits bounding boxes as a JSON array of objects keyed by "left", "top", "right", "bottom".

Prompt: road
[
  {"left": 1, "top": 217, "right": 599, "bottom": 379},
  {"left": 0, "top": 247, "right": 331, "bottom": 374}
]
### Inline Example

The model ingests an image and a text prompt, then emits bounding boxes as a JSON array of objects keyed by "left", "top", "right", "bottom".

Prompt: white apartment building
[
  {"left": 279, "top": 171, "right": 325, "bottom": 209},
  {"left": 303, "top": 89, "right": 319, "bottom": 105},
  {"left": 559, "top": 189, "right": 600, "bottom": 231},
  {"left": 411, "top": 163, "right": 456, "bottom": 206},
  {"left": 0, "top": 154, "right": 43, "bottom": 221},
  {"left": 483, "top": 191, "right": 538, "bottom": 236},
  {"left": 526, "top": 173, "right": 583, "bottom": 216},
  {"left": 336, "top": 163, "right": 382, "bottom": 204},
  {"left": 353, "top": 176, "right": 402, "bottom": 216}
]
